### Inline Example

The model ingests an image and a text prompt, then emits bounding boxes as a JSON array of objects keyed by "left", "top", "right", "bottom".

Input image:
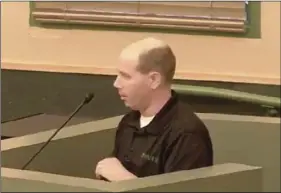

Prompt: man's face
[{"left": 113, "top": 58, "right": 152, "bottom": 110}]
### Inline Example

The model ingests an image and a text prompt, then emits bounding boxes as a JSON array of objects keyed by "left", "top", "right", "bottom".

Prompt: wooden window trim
[{"left": 29, "top": 2, "right": 261, "bottom": 38}]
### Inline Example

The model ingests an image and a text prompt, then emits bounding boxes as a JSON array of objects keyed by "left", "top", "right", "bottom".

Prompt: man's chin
[
  {"left": 124, "top": 101, "right": 132, "bottom": 108},
  {"left": 123, "top": 101, "right": 137, "bottom": 110}
]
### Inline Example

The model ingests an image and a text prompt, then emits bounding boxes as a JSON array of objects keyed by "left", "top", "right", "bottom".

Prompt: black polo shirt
[{"left": 112, "top": 91, "right": 213, "bottom": 178}]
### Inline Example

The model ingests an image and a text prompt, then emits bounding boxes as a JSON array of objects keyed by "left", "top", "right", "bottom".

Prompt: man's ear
[{"left": 148, "top": 71, "right": 162, "bottom": 89}]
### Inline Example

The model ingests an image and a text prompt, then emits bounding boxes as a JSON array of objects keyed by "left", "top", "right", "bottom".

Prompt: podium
[
  {"left": 2, "top": 163, "right": 262, "bottom": 192},
  {"left": 1, "top": 115, "right": 265, "bottom": 192}
]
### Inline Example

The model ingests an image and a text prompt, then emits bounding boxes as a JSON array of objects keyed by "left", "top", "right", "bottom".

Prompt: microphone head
[{"left": 84, "top": 93, "right": 95, "bottom": 104}]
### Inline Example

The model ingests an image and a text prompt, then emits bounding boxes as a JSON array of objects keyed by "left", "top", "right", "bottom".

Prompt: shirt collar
[{"left": 127, "top": 90, "right": 179, "bottom": 135}]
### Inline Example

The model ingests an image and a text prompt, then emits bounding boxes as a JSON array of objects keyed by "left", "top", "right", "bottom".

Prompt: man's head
[{"left": 113, "top": 37, "right": 176, "bottom": 111}]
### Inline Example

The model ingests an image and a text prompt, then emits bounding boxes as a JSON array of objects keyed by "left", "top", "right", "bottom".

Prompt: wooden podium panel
[
  {"left": 1, "top": 113, "right": 94, "bottom": 138},
  {"left": 2, "top": 113, "right": 279, "bottom": 191},
  {"left": 2, "top": 163, "right": 262, "bottom": 192}
]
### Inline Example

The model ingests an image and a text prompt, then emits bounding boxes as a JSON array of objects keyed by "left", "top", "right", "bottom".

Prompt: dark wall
[
  {"left": 2, "top": 69, "right": 280, "bottom": 122},
  {"left": 1, "top": 70, "right": 128, "bottom": 122}
]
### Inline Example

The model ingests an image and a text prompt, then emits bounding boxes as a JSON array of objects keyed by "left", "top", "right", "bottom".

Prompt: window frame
[{"left": 29, "top": 2, "right": 261, "bottom": 39}]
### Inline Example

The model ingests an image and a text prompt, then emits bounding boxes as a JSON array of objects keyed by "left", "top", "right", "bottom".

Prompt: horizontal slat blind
[{"left": 32, "top": 2, "right": 247, "bottom": 33}]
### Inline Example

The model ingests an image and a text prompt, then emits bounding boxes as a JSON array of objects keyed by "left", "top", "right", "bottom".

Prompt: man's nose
[{"left": 113, "top": 76, "right": 121, "bottom": 88}]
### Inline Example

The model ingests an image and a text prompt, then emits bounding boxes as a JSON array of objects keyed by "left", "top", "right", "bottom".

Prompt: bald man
[{"left": 95, "top": 37, "right": 213, "bottom": 182}]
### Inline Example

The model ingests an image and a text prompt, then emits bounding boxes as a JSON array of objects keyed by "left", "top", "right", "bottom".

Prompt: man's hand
[{"left": 95, "top": 157, "right": 137, "bottom": 182}]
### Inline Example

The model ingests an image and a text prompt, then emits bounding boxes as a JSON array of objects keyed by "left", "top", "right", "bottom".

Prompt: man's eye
[
  {"left": 125, "top": 75, "right": 131, "bottom": 79},
  {"left": 121, "top": 73, "right": 131, "bottom": 79}
]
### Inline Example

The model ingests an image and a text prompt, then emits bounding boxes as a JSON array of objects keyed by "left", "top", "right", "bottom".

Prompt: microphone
[{"left": 21, "top": 93, "right": 95, "bottom": 170}]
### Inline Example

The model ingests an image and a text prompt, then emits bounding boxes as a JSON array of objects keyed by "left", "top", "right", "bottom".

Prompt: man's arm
[
  {"left": 163, "top": 132, "right": 213, "bottom": 173},
  {"left": 95, "top": 157, "right": 137, "bottom": 182},
  {"left": 109, "top": 120, "right": 123, "bottom": 157},
  {"left": 110, "top": 116, "right": 128, "bottom": 157},
  {"left": 96, "top": 117, "right": 138, "bottom": 182}
]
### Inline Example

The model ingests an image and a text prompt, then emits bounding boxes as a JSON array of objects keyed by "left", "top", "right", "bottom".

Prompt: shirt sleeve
[
  {"left": 111, "top": 118, "right": 125, "bottom": 157},
  {"left": 111, "top": 127, "right": 121, "bottom": 157},
  {"left": 163, "top": 132, "right": 213, "bottom": 173}
]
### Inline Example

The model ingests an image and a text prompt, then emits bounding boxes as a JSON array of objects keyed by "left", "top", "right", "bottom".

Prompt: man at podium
[{"left": 95, "top": 37, "right": 213, "bottom": 182}]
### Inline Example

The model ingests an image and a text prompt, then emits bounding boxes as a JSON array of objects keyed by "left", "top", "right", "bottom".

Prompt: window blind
[{"left": 32, "top": 2, "right": 248, "bottom": 33}]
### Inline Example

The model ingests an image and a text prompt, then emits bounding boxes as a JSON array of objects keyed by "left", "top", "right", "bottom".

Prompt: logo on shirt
[{"left": 141, "top": 152, "right": 159, "bottom": 164}]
